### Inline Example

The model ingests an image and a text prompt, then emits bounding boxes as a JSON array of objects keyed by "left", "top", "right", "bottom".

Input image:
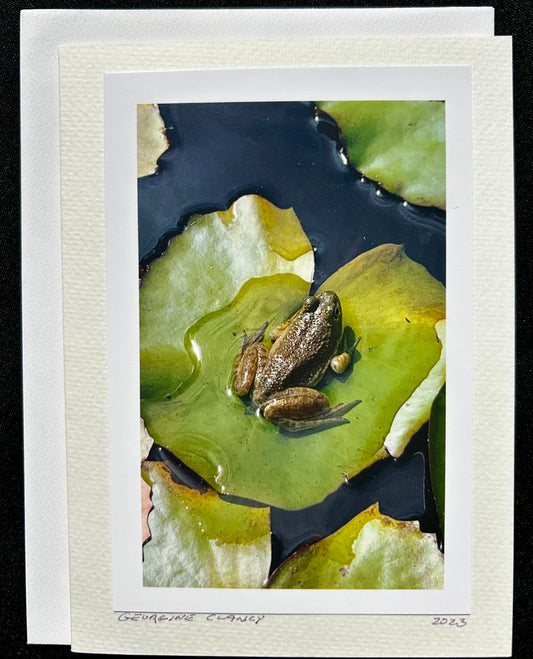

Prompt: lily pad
[
  {"left": 319, "top": 245, "right": 446, "bottom": 461},
  {"left": 268, "top": 503, "right": 444, "bottom": 588},
  {"left": 317, "top": 101, "right": 446, "bottom": 209},
  {"left": 141, "top": 244, "right": 445, "bottom": 510},
  {"left": 142, "top": 461, "right": 271, "bottom": 588},
  {"left": 140, "top": 194, "right": 314, "bottom": 400}
]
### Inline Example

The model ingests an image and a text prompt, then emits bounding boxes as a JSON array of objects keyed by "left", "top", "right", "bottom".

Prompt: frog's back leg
[
  {"left": 262, "top": 387, "right": 361, "bottom": 432},
  {"left": 262, "top": 387, "right": 329, "bottom": 422},
  {"left": 233, "top": 341, "right": 269, "bottom": 397}
]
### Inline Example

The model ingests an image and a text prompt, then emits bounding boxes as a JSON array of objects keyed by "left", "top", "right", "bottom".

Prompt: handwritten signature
[{"left": 117, "top": 611, "right": 265, "bottom": 625}]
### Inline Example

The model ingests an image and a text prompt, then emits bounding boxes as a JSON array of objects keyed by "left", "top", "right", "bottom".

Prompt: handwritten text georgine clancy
[{"left": 117, "top": 612, "right": 266, "bottom": 625}]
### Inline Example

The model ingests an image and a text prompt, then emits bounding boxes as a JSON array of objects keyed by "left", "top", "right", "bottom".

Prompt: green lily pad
[
  {"left": 268, "top": 503, "right": 444, "bottom": 588},
  {"left": 319, "top": 245, "right": 446, "bottom": 460},
  {"left": 140, "top": 194, "right": 314, "bottom": 400},
  {"left": 317, "top": 101, "right": 446, "bottom": 209},
  {"left": 142, "top": 461, "right": 271, "bottom": 588},
  {"left": 141, "top": 244, "right": 445, "bottom": 510}
]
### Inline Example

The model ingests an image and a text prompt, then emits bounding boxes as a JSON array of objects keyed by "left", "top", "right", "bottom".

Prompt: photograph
[{"left": 137, "top": 100, "right": 447, "bottom": 590}]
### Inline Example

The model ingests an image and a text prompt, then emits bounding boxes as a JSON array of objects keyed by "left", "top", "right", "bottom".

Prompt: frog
[{"left": 232, "top": 291, "right": 360, "bottom": 432}]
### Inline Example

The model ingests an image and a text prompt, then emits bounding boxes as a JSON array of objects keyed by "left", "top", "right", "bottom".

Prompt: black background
[{"left": 2, "top": 2, "right": 530, "bottom": 657}]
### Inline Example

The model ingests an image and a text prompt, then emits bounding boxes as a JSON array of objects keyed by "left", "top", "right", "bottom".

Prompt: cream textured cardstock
[{"left": 59, "top": 37, "right": 513, "bottom": 655}]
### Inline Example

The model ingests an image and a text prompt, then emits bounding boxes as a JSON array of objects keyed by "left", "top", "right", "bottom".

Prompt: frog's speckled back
[{"left": 254, "top": 292, "right": 343, "bottom": 400}]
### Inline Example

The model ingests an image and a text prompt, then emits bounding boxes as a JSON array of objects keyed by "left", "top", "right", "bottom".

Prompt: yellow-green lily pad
[
  {"left": 141, "top": 244, "right": 445, "bottom": 510},
  {"left": 142, "top": 461, "right": 271, "bottom": 588},
  {"left": 140, "top": 194, "right": 314, "bottom": 400},
  {"left": 268, "top": 503, "right": 444, "bottom": 588},
  {"left": 319, "top": 244, "right": 446, "bottom": 461},
  {"left": 317, "top": 101, "right": 446, "bottom": 209}
]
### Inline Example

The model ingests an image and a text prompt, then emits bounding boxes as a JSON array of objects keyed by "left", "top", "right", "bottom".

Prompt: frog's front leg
[
  {"left": 269, "top": 315, "right": 296, "bottom": 342},
  {"left": 262, "top": 387, "right": 360, "bottom": 432}
]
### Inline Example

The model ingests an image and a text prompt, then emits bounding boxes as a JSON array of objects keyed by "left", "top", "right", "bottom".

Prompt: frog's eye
[
  {"left": 303, "top": 295, "right": 319, "bottom": 311},
  {"left": 324, "top": 303, "right": 341, "bottom": 321}
]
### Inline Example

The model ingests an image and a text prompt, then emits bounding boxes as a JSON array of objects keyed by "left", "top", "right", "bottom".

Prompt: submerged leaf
[
  {"left": 268, "top": 503, "right": 444, "bottom": 589},
  {"left": 142, "top": 244, "right": 445, "bottom": 510},
  {"left": 142, "top": 461, "right": 271, "bottom": 588},
  {"left": 317, "top": 101, "right": 446, "bottom": 209},
  {"left": 140, "top": 194, "right": 314, "bottom": 400},
  {"left": 429, "top": 384, "right": 446, "bottom": 533}
]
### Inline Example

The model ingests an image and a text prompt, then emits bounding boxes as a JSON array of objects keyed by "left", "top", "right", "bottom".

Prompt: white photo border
[{"left": 105, "top": 65, "right": 472, "bottom": 615}]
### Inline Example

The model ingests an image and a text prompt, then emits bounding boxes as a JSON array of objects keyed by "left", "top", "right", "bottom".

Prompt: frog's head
[{"left": 303, "top": 290, "right": 342, "bottom": 329}]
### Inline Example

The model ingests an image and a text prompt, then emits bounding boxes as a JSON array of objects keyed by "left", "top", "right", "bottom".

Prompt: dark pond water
[
  {"left": 139, "top": 102, "right": 445, "bottom": 287},
  {"left": 140, "top": 101, "right": 445, "bottom": 571}
]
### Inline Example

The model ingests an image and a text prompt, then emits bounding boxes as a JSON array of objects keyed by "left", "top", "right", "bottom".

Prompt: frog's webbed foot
[
  {"left": 280, "top": 398, "right": 362, "bottom": 432},
  {"left": 238, "top": 321, "right": 268, "bottom": 354},
  {"left": 322, "top": 399, "right": 361, "bottom": 419},
  {"left": 274, "top": 415, "right": 350, "bottom": 433}
]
